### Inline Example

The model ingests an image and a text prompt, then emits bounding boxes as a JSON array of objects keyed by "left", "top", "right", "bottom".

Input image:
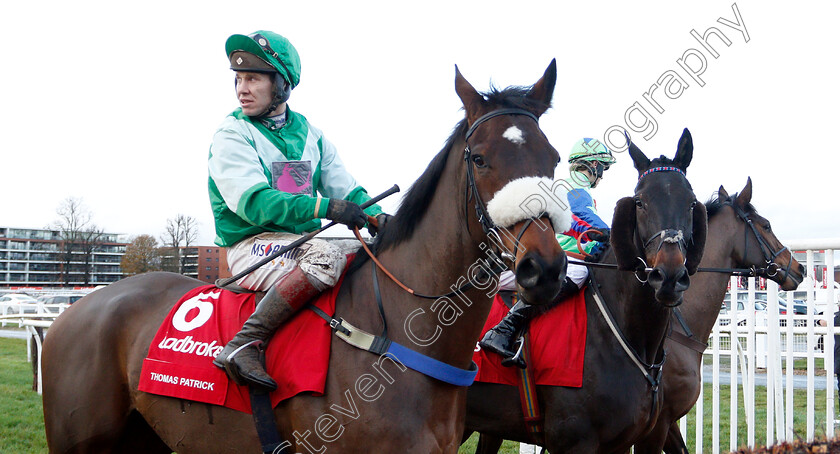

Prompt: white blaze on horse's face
[{"left": 502, "top": 126, "right": 526, "bottom": 145}]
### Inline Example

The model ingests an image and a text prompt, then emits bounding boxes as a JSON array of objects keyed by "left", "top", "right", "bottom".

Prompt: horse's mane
[
  {"left": 704, "top": 191, "right": 756, "bottom": 218},
  {"left": 348, "top": 84, "right": 550, "bottom": 273}
]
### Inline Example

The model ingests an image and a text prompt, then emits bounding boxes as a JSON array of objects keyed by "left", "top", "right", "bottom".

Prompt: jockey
[
  {"left": 208, "top": 30, "right": 389, "bottom": 391},
  {"left": 479, "top": 137, "right": 615, "bottom": 368}
]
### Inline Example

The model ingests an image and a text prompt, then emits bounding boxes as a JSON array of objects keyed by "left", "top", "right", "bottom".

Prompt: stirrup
[
  {"left": 226, "top": 339, "right": 264, "bottom": 362},
  {"left": 501, "top": 335, "right": 527, "bottom": 369}
]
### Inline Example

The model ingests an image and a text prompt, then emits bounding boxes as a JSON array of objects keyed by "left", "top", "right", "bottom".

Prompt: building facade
[
  {"left": 0, "top": 226, "right": 127, "bottom": 288},
  {"left": 0, "top": 226, "right": 229, "bottom": 289},
  {"left": 180, "top": 246, "right": 230, "bottom": 284}
]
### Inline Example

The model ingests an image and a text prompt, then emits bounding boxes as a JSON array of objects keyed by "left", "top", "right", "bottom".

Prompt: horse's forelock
[
  {"left": 485, "top": 85, "right": 551, "bottom": 115},
  {"left": 704, "top": 191, "right": 756, "bottom": 219}
]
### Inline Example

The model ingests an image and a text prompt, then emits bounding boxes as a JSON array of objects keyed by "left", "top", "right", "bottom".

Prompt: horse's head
[
  {"left": 454, "top": 60, "right": 568, "bottom": 305},
  {"left": 611, "top": 128, "right": 706, "bottom": 306},
  {"left": 714, "top": 178, "right": 805, "bottom": 290}
]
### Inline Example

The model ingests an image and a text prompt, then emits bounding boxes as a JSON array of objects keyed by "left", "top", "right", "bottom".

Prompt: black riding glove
[
  {"left": 326, "top": 199, "right": 367, "bottom": 229},
  {"left": 367, "top": 213, "right": 393, "bottom": 237},
  {"left": 585, "top": 241, "right": 607, "bottom": 263},
  {"left": 588, "top": 228, "right": 611, "bottom": 242}
]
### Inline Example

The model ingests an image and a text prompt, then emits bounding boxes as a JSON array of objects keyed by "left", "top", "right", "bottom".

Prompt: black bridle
[
  {"left": 463, "top": 108, "right": 542, "bottom": 265},
  {"left": 632, "top": 166, "right": 694, "bottom": 286},
  {"left": 726, "top": 200, "right": 798, "bottom": 283},
  {"left": 365, "top": 107, "right": 546, "bottom": 302}
]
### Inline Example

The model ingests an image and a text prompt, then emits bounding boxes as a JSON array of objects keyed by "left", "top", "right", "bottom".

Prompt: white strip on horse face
[
  {"left": 502, "top": 126, "right": 526, "bottom": 145},
  {"left": 485, "top": 177, "right": 572, "bottom": 233}
]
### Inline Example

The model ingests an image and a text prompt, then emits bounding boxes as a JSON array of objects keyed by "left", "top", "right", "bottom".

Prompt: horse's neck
[
  {"left": 362, "top": 156, "right": 492, "bottom": 368},
  {"left": 593, "top": 259, "right": 671, "bottom": 366},
  {"left": 680, "top": 217, "right": 739, "bottom": 344}
]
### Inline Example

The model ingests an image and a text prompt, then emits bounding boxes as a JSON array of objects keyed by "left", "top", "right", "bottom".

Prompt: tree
[
  {"left": 51, "top": 197, "right": 105, "bottom": 286},
  {"left": 160, "top": 214, "right": 199, "bottom": 274},
  {"left": 121, "top": 235, "right": 162, "bottom": 276}
]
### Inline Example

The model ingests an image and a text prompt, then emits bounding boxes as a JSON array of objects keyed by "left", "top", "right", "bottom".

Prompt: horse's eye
[
  {"left": 765, "top": 223, "right": 772, "bottom": 232},
  {"left": 634, "top": 197, "right": 644, "bottom": 208},
  {"left": 690, "top": 201, "right": 697, "bottom": 209},
  {"left": 472, "top": 154, "right": 488, "bottom": 168}
]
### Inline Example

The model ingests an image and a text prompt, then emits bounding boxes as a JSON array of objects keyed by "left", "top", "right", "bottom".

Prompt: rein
[
  {"left": 353, "top": 107, "right": 543, "bottom": 301},
  {"left": 311, "top": 107, "right": 549, "bottom": 387}
]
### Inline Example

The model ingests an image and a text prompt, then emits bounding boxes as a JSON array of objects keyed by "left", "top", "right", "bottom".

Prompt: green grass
[
  {"left": 683, "top": 382, "right": 838, "bottom": 453},
  {"left": 0, "top": 337, "right": 47, "bottom": 454},
  {"left": 459, "top": 433, "right": 520, "bottom": 453}
]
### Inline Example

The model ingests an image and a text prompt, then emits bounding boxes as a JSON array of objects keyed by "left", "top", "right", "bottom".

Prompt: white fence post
[{"left": 676, "top": 243, "right": 837, "bottom": 453}]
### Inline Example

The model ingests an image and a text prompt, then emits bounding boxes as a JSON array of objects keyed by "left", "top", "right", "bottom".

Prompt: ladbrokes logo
[
  {"left": 158, "top": 290, "right": 223, "bottom": 358},
  {"left": 157, "top": 335, "right": 223, "bottom": 358}
]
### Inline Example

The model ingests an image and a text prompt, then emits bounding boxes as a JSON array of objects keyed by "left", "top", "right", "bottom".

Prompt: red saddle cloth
[
  {"left": 473, "top": 288, "right": 588, "bottom": 387},
  {"left": 138, "top": 280, "right": 340, "bottom": 413}
]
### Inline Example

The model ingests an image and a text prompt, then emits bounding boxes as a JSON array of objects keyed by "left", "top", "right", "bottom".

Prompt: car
[
  {"left": 0, "top": 293, "right": 39, "bottom": 315},
  {"left": 719, "top": 297, "right": 768, "bottom": 326},
  {"left": 778, "top": 298, "right": 812, "bottom": 316},
  {"left": 37, "top": 294, "right": 85, "bottom": 305},
  {"left": 35, "top": 294, "right": 85, "bottom": 313}
]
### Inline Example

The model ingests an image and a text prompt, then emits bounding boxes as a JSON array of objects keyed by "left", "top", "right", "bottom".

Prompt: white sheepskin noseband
[{"left": 485, "top": 177, "right": 572, "bottom": 233}]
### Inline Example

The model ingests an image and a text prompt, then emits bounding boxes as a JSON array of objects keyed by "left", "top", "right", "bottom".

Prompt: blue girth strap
[
  {"left": 308, "top": 304, "right": 479, "bottom": 387},
  {"left": 387, "top": 342, "right": 478, "bottom": 387}
]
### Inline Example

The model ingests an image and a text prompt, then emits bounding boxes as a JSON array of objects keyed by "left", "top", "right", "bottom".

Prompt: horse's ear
[
  {"left": 611, "top": 197, "right": 639, "bottom": 270},
  {"left": 455, "top": 64, "right": 485, "bottom": 124},
  {"left": 526, "top": 59, "right": 557, "bottom": 117},
  {"left": 718, "top": 185, "right": 729, "bottom": 201},
  {"left": 735, "top": 177, "right": 753, "bottom": 208},
  {"left": 628, "top": 138, "right": 650, "bottom": 175},
  {"left": 673, "top": 128, "right": 693, "bottom": 171},
  {"left": 686, "top": 202, "right": 707, "bottom": 275}
]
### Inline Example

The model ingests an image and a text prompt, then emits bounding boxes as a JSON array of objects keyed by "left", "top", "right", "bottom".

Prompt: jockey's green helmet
[
  {"left": 568, "top": 138, "right": 615, "bottom": 188},
  {"left": 225, "top": 31, "right": 301, "bottom": 89},
  {"left": 568, "top": 138, "right": 616, "bottom": 166}
]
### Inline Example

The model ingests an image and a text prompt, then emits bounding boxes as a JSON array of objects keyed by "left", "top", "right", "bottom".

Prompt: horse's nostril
[
  {"left": 798, "top": 263, "right": 806, "bottom": 276},
  {"left": 648, "top": 268, "right": 665, "bottom": 287},
  {"left": 516, "top": 256, "right": 541, "bottom": 289},
  {"left": 675, "top": 268, "right": 690, "bottom": 292}
]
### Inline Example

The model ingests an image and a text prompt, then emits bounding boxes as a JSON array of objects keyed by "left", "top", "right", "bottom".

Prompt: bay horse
[
  {"left": 42, "top": 61, "right": 570, "bottom": 453},
  {"left": 463, "top": 128, "right": 708, "bottom": 453},
  {"left": 632, "top": 178, "right": 806, "bottom": 454}
]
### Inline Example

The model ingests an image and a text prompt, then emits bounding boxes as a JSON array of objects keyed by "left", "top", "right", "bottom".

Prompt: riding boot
[
  {"left": 479, "top": 300, "right": 539, "bottom": 368},
  {"left": 212, "top": 267, "right": 321, "bottom": 391},
  {"left": 479, "top": 277, "right": 580, "bottom": 369}
]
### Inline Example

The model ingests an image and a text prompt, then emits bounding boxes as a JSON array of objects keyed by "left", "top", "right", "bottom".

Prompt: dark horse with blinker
[
  {"left": 42, "top": 61, "right": 569, "bottom": 453},
  {"left": 464, "top": 129, "right": 708, "bottom": 453},
  {"left": 631, "top": 178, "right": 805, "bottom": 454}
]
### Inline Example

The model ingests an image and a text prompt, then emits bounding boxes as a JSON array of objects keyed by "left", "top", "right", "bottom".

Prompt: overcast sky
[{"left": 1, "top": 1, "right": 837, "bottom": 251}]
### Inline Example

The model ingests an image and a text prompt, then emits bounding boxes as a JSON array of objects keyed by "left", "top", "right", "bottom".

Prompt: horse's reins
[
  {"left": 353, "top": 108, "right": 544, "bottom": 301},
  {"left": 730, "top": 200, "right": 798, "bottom": 284}
]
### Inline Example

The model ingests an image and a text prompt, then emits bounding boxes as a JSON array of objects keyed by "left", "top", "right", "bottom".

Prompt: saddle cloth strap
[{"left": 517, "top": 332, "right": 544, "bottom": 444}]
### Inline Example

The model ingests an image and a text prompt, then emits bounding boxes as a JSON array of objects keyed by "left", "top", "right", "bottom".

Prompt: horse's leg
[
  {"left": 662, "top": 422, "right": 690, "bottom": 454},
  {"left": 112, "top": 410, "right": 171, "bottom": 454},
  {"left": 631, "top": 414, "right": 673, "bottom": 454},
  {"left": 475, "top": 433, "right": 504, "bottom": 454},
  {"left": 43, "top": 308, "right": 138, "bottom": 453}
]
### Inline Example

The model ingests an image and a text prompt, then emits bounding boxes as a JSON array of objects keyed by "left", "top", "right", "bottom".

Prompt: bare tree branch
[{"left": 50, "top": 197, "right": 104, "bottom": 285}]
